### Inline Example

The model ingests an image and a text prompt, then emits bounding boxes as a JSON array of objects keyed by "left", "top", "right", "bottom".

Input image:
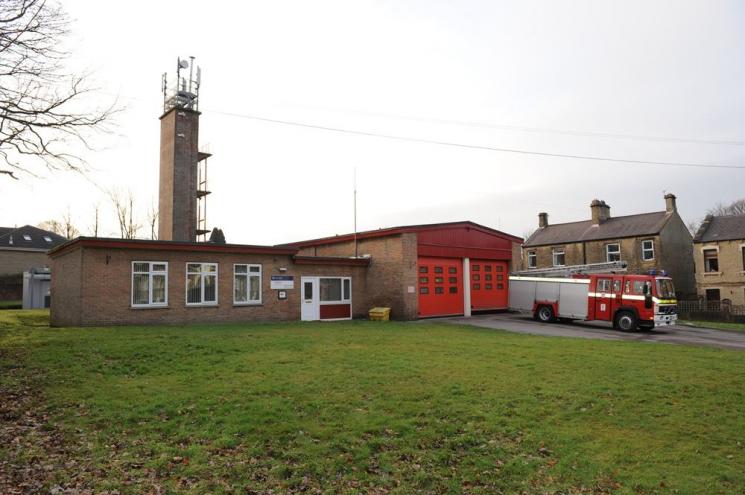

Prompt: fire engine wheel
[
  {"left": 615, "top": 311, "right": 637, "bottom": 332},
  {"left": 536, "top": 305, "right": 555, "bottom": 323}
]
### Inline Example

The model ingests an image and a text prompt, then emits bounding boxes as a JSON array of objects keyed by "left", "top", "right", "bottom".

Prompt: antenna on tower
[
  {"left": 163, "top": 56, "right": 201, "bottom": 112},
  {"left": 354, "top": 167, "right": 358, "bottom": 258}
]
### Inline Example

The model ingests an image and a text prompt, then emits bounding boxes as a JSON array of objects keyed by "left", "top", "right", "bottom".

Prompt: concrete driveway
[{"left": 443, "top": 312, "right": 745, "bottom": 351}]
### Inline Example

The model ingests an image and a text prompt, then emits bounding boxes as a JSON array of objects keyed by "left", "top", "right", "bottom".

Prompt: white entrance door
[{"left": 301, "top": 277, "right": 320, "bottom": 321}]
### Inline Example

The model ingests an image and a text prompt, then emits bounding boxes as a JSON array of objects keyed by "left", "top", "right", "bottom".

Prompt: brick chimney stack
[
  {"left": 590, "top": 199, "right": 611, "bottom": 225},
  {"left": 664, "top": 193, "right": 677, "bottom": 213},
  {"left": 538, "top": 212, "right": 549, "bottom": 228}
]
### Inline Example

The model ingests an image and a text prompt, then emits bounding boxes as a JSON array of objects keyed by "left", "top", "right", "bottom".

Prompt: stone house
[
  {"left": 521, "top": 194, "right": 695, "bottom": 297},
  {"left": 0, "top": 225, "right": 66, "bottom": 301},
  {"left": 692, "top": 214, "right": 745, "bottom": 305}
]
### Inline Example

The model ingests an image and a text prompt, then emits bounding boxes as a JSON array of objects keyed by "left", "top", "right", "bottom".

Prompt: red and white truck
[{"left": 509, "top": 262, "right": 677, "bottom": 331}]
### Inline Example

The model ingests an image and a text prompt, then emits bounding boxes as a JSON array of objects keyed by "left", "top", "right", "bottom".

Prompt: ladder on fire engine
[{"left": 512, "top": 261, "right": 628, "bottom": 278}]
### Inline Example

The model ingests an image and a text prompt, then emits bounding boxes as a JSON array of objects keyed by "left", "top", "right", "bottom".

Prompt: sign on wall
[{"left": 270, "top": 275, "right": 294, "bottom": 290}]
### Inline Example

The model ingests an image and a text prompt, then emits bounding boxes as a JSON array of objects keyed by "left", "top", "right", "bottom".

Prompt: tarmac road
[{"left": 445, "top": 312, "right": 745, "bottom": 351}]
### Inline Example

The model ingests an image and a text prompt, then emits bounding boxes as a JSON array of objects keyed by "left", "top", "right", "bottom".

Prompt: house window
[
  {"left": 703, "top": 249, "right": 719, "bottom": 272},
  {"left": 641, "top": 240, "right": 654, "bottom": 261},
  {"left": 43, "top": 236, "right": 53, "bottom": 243},
  {"left": 528, "top": 251, "right": 537, "bottom": 269},
  {"left": 705, "top": 288, "right": 720, "bottom": 302},
  {"left": 741, "top": 246, "right": 745, "bottom": 271},
  {"left": 320, "top": 277, "right": 352, "bottom": 303},
  {"left": 606, "top": 243, "right": 621, "bottom": 262},
  {"left": 234, "top": 264, "right": 262, "bottom": 305},
  {"left": 23, "top": 234, "right": 31, "bottom": 241},
  {"left": 186, "top": 263, "right": 218, "bottom": 305},
  {"left": 131, "top": 262, "right": 168, "bottom": 307},
  {"left": 552, "top": 248, "right": 565, "bottom": 267}
]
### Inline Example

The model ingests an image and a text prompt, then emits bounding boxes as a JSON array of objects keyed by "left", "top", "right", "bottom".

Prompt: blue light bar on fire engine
[{"left": 648, "top": 269, "right": 668, "bottom": 276}]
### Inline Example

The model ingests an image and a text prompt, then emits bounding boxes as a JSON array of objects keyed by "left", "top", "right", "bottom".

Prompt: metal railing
[{"left": 676, "top": 300, "right": 745, "bottom": 322}]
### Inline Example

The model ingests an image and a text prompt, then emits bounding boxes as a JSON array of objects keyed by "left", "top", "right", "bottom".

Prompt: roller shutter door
[
  {"left": 469, "top": 260, "right": 509, "bottom": 311},
  {"left": 417, "top": 257, "right": 463, "bottom": 317}
]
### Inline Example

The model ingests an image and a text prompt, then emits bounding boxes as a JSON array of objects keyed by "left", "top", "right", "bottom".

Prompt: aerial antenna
[{"left": 354, "top": 167, "right": 358, "bottom": 258}]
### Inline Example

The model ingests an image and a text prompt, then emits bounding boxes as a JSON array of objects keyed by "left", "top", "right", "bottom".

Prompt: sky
[{"left": 2, "top": 0, "right": 744, "bottom": 244}]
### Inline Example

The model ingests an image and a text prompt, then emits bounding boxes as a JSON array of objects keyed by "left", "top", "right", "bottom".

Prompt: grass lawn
[
  {"left": 1, "top": 310, "right": 744, "bottom": 494},
  {"left": 679, "top": 320, "right": 745, "bottom": 333}
]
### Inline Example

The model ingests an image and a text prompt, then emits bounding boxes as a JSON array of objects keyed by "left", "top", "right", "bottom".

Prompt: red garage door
[
  {"left": 418, "top": 257, "right": 464, "bottom": 317},
  {"left": 470, "top": 260, "right": 509, "bottom": 311}
]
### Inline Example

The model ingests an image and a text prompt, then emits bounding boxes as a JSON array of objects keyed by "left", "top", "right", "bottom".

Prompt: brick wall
[
  {"left": 0, "top": 249, "right": 50, "bottom": 276},
  {"left": 296, "top": 233, "right": 419, "bottom": 319},
  {"left": 694, "top": 239, "right": 745, "bottom": 305},
  {"left": 51, "top": 246, "right": 369, "bottom": 327}
]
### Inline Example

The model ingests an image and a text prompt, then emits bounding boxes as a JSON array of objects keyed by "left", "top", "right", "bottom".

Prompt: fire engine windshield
[{"left": 656, "top": 278, "right": 675, "bottom": 299}]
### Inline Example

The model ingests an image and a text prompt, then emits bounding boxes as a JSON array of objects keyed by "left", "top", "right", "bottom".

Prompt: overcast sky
[{"left": 2, "top": 0, "right": 744, "bottom": 244}]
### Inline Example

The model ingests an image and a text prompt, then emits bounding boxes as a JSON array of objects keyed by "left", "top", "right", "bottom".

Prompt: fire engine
[{"left": 509, "top": 261, "right": 678, "bottom": 331}]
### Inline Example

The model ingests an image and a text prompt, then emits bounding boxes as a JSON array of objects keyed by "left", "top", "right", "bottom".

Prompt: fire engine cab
[{"left": 509, "top": 262, "right": 678, "bottom": 331}]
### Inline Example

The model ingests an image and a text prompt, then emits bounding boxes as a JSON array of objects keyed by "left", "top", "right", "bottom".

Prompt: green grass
[
  {"left": 680, "top": 320, "right": 745, "bottom": 332},
  {"left": 0, "top": 299, "right": 21, "bottom": 309},
  {"left": 1, "top": 310, "right": 744, "bottom": 494}
]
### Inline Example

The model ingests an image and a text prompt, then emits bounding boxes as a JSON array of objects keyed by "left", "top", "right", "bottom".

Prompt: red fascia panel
[
  {"left": 281, "top": 221, "right": 523, "bottom": 248},
  {"left": 320, "top": 304, "right": 351, "bottom": 319},
  {"left": 48, "top": 237, "right": 298, "bottom": 259},
  {"left": 293, "top": 256, "right": 371, "bottom": 266},
  {"left": 417, "top": 226, "right": 515, "bottom": 261}
]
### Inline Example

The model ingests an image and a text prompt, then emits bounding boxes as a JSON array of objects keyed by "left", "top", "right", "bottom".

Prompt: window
[
  {"left": 473, "top": 283, "right": 481, "bottom": 290},
  {"left": 485, "top": 265, "right": 492, "bottom": 272},
  {"left": 448, "top": 277, "right": 457, "bottom": 284},
  {"left": 497, "top": 283, "right": 504, "bottom": 290},
  {"left": 497, "top": 274, "right": 504, "bottom": 281},
  {"left": 448, "top": 267, "right": 457, "bottom": 274},
  {"left": 642, "top": 240, "right": 654, "bottom": 261},
  {"left": 234, "top": 264, "right": 261, "bottom": 305},
  {"left": 528, "top": 251, "right": 537, "bottom": 268},
  {"left": 435, "top": 277, "right": 444, "bottom": 284},
  {"left": 131, "top": 262, "right": 168, "bottom": 307},
  {"left": 705, "top": 288, "right": 720, "bottom": 302},
  {"left": 485, "top": 274, "right": 492, "bottom": 281},
  {"left": 434, "top": 266, "right": 443, "bottom": 273},
  {"left": 485, "top": 284, "right": 492, "bottom": 290},
  {"left": 703, "top": 249, "right": 719, "bottom": 272},
  {"left": 186, "top": 263, "right": 218, "bottom": 305},
  {"left": 449, "top": 287, "right": 458, "bottom": 294},
  {"left": 597, "top": 279, "right": 612, "bottom": 292},
  {"left": 742, "top": 246, "right": 745, "bottom": 271},
  {"left": 419, "top": 266, "right": 428, "bottom": 273},
  {"left": 552, "top": 248, "right": 565, "bottom": 267},
  {"left": 472, "top": 274, "right": 480, "bottom": 281},
  {"left": 320, "top": 277, "right": 351, "bottom": 303},
  {"left": 43, "top": 236, "right": 53, "bottom": 243},
  {"left": 419, "top": 277, "right": 428, "bottom": 284},
  {"left": 435, "top": 287, "right": 444, "bottom": 294},
  {"left": 420, "top": 287, "right": 429, "bottom": 294},
  {"left": 497, "top": 265, "right": 504, "bottom": 272},
  {"left": 472, "top": 264, "right": 480, "bottom": 271},
  {"left": 23, "top": 234, "right": 31, "bottom": 241},
  {"left": 606, "top": 243, "right": 621, "bottom": 262}
]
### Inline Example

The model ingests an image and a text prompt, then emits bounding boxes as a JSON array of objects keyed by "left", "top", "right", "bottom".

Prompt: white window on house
[
  {"left": 43, "top": 236, "right": 53, "bottom": 243},
  {"left": 320, "top": 277, "right": 352, "bottom": 303},
  {"left": 641, "top": 239, "right": 654, "bottom": 261},
  {"left": 606, "top": 243, "right": 621, "bottom": 262},
  {"left": 552, "top": 248, "right": 565, "bottom": 267},
  {"left": 703, "top": 249, "right": 719, "bottom": 273},
  {"left": 131, "top": 262, "right": 168, "bottom": 307},
  {"left": 234, "top": 264, "right": 262, "bottom": 304},
  {"left": 528, "top": 251, "right": 537, "bottom": 269},
  {"left": 23, "top": 234, "right": 31, "bottom": 241},
  {"left": 186, "top": 262, "right": 218, "bottom": 305}
]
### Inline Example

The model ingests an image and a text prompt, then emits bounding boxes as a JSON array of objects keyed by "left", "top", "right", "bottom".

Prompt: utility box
[
  {"left": 23, "top": 268, "right": 51, "bottom": 309},
  {"left": 369, "top": 307, "right": 391, "bottom": 321}
]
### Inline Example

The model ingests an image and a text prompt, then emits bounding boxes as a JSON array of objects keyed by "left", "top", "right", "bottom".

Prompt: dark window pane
[
  {"left": 343, "top": 279, "right": 351, "bottom": 300},
  {"left": 434, "top": 266, "right": 443, "bottom": 273},
  {"left": 485, "top": 274, "right": 492, "bottom": 281},
  {"left": 497, "top": 283, "right": 504, "bottom": 289},
  {"left": 203, "top": 275, "right": 217, "bottom": 302},
  {"left": 435, "top": 287, "right": 444, "bottom": 294},
  {"left": 448, "top": 266, "right": 457, "bottom": 274},
  {"left": 435, "top": 277, "right": 443, "bottom": 284},
  {"left": 473, "top": 274, "right": 480, "bottom": 281},
  {"left": 187, "top": 274, "right": 201, "bottom": 303},
  {"left": 419, "top": 266, "right": 428, "bottom": 273},
  {"left": 485, "top": 265, "right": 492, "bottom": 272},
  {"left": 448, "top": 277, "right": 457, "bottom": 284},
  {"left": 320, "top": 278, "right": 342, "bottom": 301},
  {"left": 132, "top": 274, "right": 149, "bottom": 304},
  {"left": 473, "top": 283, "right": 480, "bottom": 290},
  {"left": 420, "top": 277, "right": 428, "bottom": 284},
  {"left": 486, "top": 284, "right": 492, "bottom": 290},
  {"left": 449, "top": 287, "right": 458, "bottom": 294},
  {"left": 472, "top": 265, "right": 480, "bottom": 271},
  {"left": 420, "top": 287, "right": 429, "bottom": 294},
  {"left": 497, "top": 274, "right": 504, "bottom": 281},
  {"left": 304, "top": 282, "right": 313, "bottom": 299}
]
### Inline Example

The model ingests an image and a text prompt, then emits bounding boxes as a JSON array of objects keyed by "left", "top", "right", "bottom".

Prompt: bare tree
[
  {"left": 38, "top": 208, "right": 78, "bottom": 239},
  {"left": 0, "top": 0, "right": 116, "bottom": 180},
  {"left": 110, "top": 189, "right": 140, "bottom": 239},
  {"left": 147, "top": 202, "right": 158, "bottom": 240}
]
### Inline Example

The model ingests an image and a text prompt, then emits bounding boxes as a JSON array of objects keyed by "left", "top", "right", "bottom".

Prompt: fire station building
[
  {"left": 48, "top": 222, "right": 522, "bottom": 327},
  {"left": 47, "top": 58, "right": 522, "bottom": 327}
]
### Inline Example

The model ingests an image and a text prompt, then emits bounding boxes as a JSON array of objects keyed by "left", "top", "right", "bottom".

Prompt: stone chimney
[
  {"left": 538, "top": 212, "right": 549, "bottom": 228},
  {"left": 590, "top": 199, "right": 611, "bottom": 225},
  {"left": 664, "top": 193, "right": 677, "bottom": 213}
]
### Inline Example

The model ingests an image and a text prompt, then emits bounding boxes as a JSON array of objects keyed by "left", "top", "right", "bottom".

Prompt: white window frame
[
  {"left": 131, "top": 261, "right": 168, "bottom": 308},
  {"left": 319, "top": 277, "right": 352, "bottom": 305},
  {"left": 606, "top": 243, "right": 621, "bottom": 262},
  {"left": 702, "top": 247, "right": 720, "bottom": 274},
  {"left": 185, "top": 262, "right": 219, "bottom": 306},
  {"left": 527, "top": 251, "right": 537, "bottom": 269},
  {"left": 641, "top": 239, "right": 654, "bottom": 261},
  {"left": 552, "top": 248, "right": 565, "bottom": 267},
  {"left": 233, "top": 264, "right": 262, "bottom": 305}
]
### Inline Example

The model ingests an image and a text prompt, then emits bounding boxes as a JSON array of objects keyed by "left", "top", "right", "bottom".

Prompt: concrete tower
[{"left": 158, "top": 57, "right": 211, "bottom": 242}]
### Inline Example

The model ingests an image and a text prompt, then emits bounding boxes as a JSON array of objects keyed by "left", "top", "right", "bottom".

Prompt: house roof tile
[
  {"left": 694, "top": 214, "right": 745, "bottom": 243},
  {"left": 0, "top": 225, "right": 67, "bottom": 250}
]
